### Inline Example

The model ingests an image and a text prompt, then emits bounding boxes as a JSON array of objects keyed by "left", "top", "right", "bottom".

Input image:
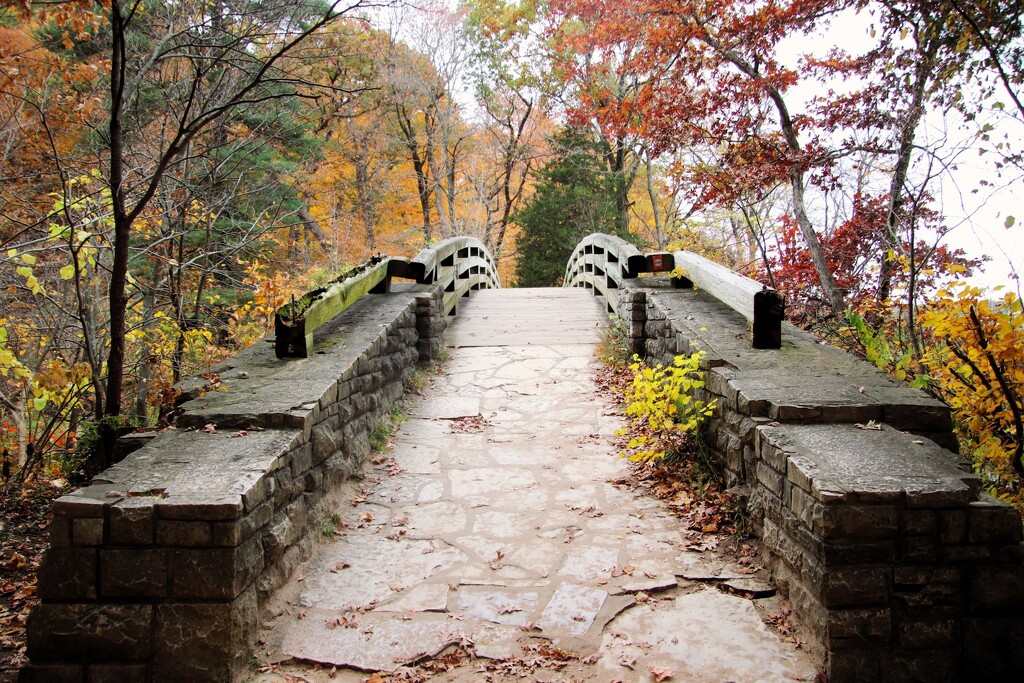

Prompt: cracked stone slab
[
  {"left": 470, "top": 623, "right": 523, "bottom": 660},
  {"left": 376, "top": 582, "right": 450, "bottom": 613},
  {"left": 558, "top": 544, "right": 619, "bottom": 582},
  {"left": 598, "top": 588, "right": 816, "bottom": 682},
  {"left": 675, "top": 552, "right": 752, "bottom": 581},
  {"left": 297, "top": 536, "right": 465, "bottom": 610},
  {"left": 409, "top": 396, "right": 480, "bottom": 420},
  {"left": 553, "top": 484, "right": 603, "bottom": 508},
  {"left": 538, "top": 582, "right": 609, "bottom": 636},
  {"left": 281, "top": 611, "right": 464, "bottom": 672},
  {"left": 365, "top": 473, "right": 435, "bottom": 506},
  {"left": 612, "top": 561, "right": 681, "bottom": 595},
  {"left": 471, "top": 510, "right": 531, "bottom": 539},
  {"left": 448, "top": 468, "right": 539, "bottom": 500},
  {"left": 392, "top": 445, "right": 442, "bottom": 475},
  {"left": 457, "top": 587, "right": 539, "bottom": 626},
  {"left": 416, "top": 480, "right": 444, "bottom": 503},
  {"left": 457, "top": 534, "right": 510, "bottom": 563},
  {"left": 721, "top": 578, "right": 777, "bottom": 599},
  {"left": 505, "top": 538, "right": 565, "bottom": 578},
  {"left": 398, "top": 501, "right": 469, "bottom": 538}
]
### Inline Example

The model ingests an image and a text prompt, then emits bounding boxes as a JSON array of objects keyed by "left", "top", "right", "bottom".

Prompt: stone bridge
[{"left": 23, "top": 235, "right": 1024, "bottom": 682}]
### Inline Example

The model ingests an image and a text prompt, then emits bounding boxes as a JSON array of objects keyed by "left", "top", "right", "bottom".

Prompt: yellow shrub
[{"left": 615, "top": 352, "right": 716, "bottom": 462}]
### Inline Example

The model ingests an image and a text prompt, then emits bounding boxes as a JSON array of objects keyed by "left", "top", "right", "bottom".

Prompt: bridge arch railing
[
  {"left": 407, "top": 236, "right": 501, "bottom": 316},
  {"left": 272, "top": 237, "right": 500, "bottom": 357},
  {"left": 565, "top": 233, "right": 785, "bottom": 349},
  {"left": 563, "top": 233, "right": 644, "bottom": 312}
]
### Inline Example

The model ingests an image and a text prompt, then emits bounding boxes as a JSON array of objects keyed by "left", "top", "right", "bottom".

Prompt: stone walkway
[{"left": 253, "top": 289, "right": 817, "bottom": 682}]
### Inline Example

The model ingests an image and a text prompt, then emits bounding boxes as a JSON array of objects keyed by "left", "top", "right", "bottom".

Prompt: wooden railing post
[{"left": 673, "top": 251, "right": 785, "bottom": 349}]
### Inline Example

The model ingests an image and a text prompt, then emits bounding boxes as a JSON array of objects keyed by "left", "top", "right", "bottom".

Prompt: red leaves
[
  {"left": 324, "top": 614, "right": 358, "bottom": 629},
  {"left": 761, "top": 193, "right": 982, "bottom": 325}
]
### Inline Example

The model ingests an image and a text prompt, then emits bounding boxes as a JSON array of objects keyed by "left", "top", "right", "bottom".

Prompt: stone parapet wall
[
  {"left": 24, "top": 284, "right": 446, "bottom": 682},
  {"left": 617, "top": 279, "right": 1024, "bottom": 682}
]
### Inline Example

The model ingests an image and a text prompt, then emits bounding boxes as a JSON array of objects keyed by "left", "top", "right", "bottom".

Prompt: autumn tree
[
  {"left": 548, "top": 0, "right": 864, "bottom": 311},
  {"left": 377, "top": 3, "right": 476, "bottom": 243},
  {"left": 0, "top": 0, "right": 391, "bottom": 470},
  {"left": 464, "top": 0, "right": 553, "bottom": 265},
  {"left": 920, "top": 282, "right": 1024, "bottom": 489}
]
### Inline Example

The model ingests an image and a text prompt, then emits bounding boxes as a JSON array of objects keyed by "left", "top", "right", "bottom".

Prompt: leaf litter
[{"left": 0, "top": 476, "right": 61, "bottom": 679}]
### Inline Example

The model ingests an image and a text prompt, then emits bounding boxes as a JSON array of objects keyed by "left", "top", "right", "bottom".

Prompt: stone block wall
[
  {"left": 24, "top": 284, "right": 446, "bottom": 682},
  {"left": 618, "top": 279, "right": 1024, "bottom": 682}
]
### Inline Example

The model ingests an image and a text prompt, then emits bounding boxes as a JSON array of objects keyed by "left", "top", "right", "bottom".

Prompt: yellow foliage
[
  {"left": 919, "top": 281, "right": 1024, "bottom": 508},
  {"left": 615, "top": 352, "right": 716, "bottom": 462}
]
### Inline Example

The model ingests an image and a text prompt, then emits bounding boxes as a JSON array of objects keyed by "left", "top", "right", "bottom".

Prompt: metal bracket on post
[{"left": 626, "top": 252, "right": 675, "bottom": 278}]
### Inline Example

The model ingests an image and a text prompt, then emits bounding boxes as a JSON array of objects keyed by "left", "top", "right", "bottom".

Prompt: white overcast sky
[{"left": 779, "top": 7, "right": 1024, "bottom": 292}]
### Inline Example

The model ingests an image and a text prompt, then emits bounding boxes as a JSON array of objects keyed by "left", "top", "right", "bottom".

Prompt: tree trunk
[
  {"left": 708, "top": 34, "right": 846, "bottom": 312},
  {"left": 790, "top": 170, "right": 845, "bottom": 310},
  {"left": 133, "top": 289, "right": 155, "bottom": 426},
  {"left": 297, "top": 207, "right": 331, "bottom": 253},
  {"left": 878, "top": 24, "right": 941, "bottom": 301},
  {"left": 353, "top": 157, "right": 377, "bottom": 250},
  {"left": 104, "top": 2, "right": 129, "bottom": 428},
  {"left": 97, "top": 1, "right": 131, "bottom": 470},
  {"left": 646, "top": 154, "right": 666, "bottom": 248},
  {"left": 396, "top": 106, "right": 433, "bottom": 241}
]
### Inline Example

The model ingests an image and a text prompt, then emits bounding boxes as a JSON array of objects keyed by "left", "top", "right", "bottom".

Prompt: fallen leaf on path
[
  {"left": 489, "top": 550, "right": 505, "bottom": 570},
  {"left": 649, "top": 664, "right": 674, "bottom": 681},
  {"left": 341, "top": 615, "right": 359, "bottom": 628}
]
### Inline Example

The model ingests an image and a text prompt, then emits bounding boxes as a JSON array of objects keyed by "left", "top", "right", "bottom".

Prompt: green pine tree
[{"left": 513, "top": 126, "right": 625, "bottom": 287}]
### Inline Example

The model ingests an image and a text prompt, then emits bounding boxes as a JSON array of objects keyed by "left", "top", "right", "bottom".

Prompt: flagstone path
[{"left": 252, "top": 289, "right": 818, "bottom": 682}]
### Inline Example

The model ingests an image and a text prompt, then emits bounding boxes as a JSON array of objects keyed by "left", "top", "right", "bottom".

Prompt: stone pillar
[
  {"left": 616, "top": 286, "right": 647, "bottom": 358},
  {"left": 415, "top": 284, "right": 447, "bottom": 362},
  {"left": 24, "top": 482, "right": 263, "bottom": 682}
]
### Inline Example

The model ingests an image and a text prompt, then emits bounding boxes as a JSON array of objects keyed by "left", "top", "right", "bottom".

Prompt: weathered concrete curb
[
  {"left": 619, "top": 279, "right": 1024, "bottom": 682},
  {"left": 23, "top": 284, "right": 447, "bottom": 682}
]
